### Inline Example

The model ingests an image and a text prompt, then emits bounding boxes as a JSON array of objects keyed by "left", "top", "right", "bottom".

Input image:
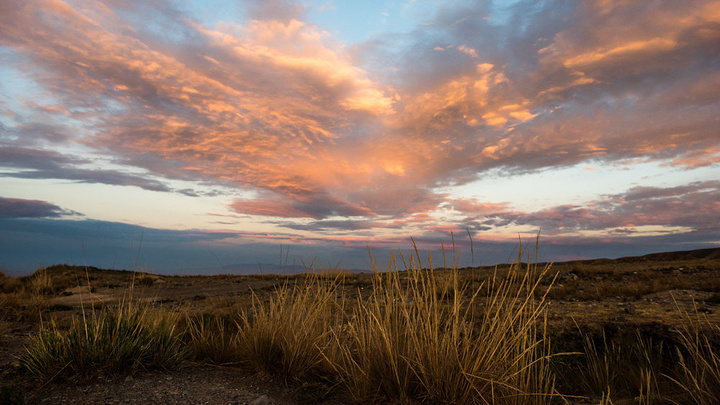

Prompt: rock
[{"left": 250, "top": 395, "right": 269, "bottom": 405}]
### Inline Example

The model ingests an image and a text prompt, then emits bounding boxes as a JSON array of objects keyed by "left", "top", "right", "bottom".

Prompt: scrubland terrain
[{"left": 1, "top": 246, "right": 719, "bottom": 404}]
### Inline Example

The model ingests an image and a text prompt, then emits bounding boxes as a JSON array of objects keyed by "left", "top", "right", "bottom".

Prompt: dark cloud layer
[
  {"left": 2, "top": 215, "right": 716, "bottom": 275},
  {"left": 0, "top": 217, "right": 384, "bottom": 274},
  {"left": 0, "top": 197, "right": 73, "bottom": 218},
  {"left": 451, "top": 181, "right": 720, "bottom": 236},
  {"left": 0, "top": 146, "right": 173, "bottom": 192}
]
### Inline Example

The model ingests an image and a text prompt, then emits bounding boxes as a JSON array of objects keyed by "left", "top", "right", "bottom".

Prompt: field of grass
[{"left": 1, "top": 245, "right": 719, "bottom": 403}]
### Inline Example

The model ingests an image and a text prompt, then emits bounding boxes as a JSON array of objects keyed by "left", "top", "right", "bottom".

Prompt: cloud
[
  {"left": 0, "top": 216, "right": 251, "bottom": 274},
  {"left": 0, "top": 0, "right": 718, "bottom": 225},
  {"left": 277, "top": 218, "right": 380, "bottom": 232},
  {"left": 0, "top": 197, "right": 75, "bottom": 218},
  {"left": 1, "top": 0, "right": 402, "bottom": 217},
  {"left": 230, "top": 185, "right": 374, "bottom": 219},
  {"left": 452, "top": 181, "right": 720, "bottom": 237},
  {"left": 244, "top": 0, "right": 305, "bottom": 23},
  {"left": 0, "top": 146, "right": 173, "bottom": 192}
]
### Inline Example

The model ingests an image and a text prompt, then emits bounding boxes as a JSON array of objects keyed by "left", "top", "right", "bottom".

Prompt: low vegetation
[
  {"left": 20, "top": 304, "right": 186, "bottom": 381},
  {"left": 2, "top": 246, "right": 720, "bottom": 403}
]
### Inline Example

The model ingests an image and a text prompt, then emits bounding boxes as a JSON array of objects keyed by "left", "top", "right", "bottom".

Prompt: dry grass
[
  {"left": 29, "top": 270, "right": 54, "bottom": 296},
  {"left": 572, "top": 330, "right": 662, "bottom": 401},
  {"left": 235, "top": 272, "right": 342, "bottom": 381},
  {"left": 545, "top": 260, "right": 720, "bottom": 302},
  {"left": 20, "top": 303, "right": 187, "bottom": 381},
  {"left": 669, "top": 304, "right": 720, "bottom": 404},
  {"left": 329, "top": 247, "right": 556, "bottom": 404},
  {"left": 0, "top": 272, "right": 22, "bottom": 294},
  {"left": 183, "top": 313, "right": 242, "bottom": 365}
]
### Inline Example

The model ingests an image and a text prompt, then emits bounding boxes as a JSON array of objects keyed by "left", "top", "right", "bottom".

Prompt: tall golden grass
[
  {"left": 668, "top": 302, "right": 720, "bottom": 404},
  {"left": 234, "top": 272, "right": 343, "bottom": 381},
  {"left": 328, "top": 245, "right": 557, "bottom": 404}
]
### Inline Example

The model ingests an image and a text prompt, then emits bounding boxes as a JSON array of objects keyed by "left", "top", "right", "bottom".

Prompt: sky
[{"left": 1, "top": 0, "right": 719, "bottom": 275}]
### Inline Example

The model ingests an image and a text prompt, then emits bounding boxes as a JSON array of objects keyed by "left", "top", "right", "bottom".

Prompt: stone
[{"left": 250, "top": 395, "right": 269, "bottom": 405}]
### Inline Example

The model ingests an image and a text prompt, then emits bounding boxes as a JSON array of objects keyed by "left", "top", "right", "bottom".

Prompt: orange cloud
[{"left": 1, "top": 0, "right": 718, "bottom": 231}]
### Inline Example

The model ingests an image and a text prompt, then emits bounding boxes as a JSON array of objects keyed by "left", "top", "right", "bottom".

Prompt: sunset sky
[{"left": 1, "top": 0, "right": 719, "bottom": 275}]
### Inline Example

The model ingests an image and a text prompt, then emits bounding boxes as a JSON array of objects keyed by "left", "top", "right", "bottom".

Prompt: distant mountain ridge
[
  {"left": 32, "top": 247, "right": 720, "bottom": 277},
  {"left": 618, "top": 247, "right": 720, "bottom": 262},
  {"left": 547, "top": 247, "right": 720, "bottom": 267}
]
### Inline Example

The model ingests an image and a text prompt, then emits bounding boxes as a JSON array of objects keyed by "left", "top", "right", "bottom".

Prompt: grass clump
[
  {"left": 0, "top": 271, "right": 22, "bottom": 294},
  {"left": 20, "top": 304, "right": 186, "bottom": 381},
  {"left": 329, "top": 246, "right": 556, "bottom": 404},
  {"left": 29, "top": 270, "right": 54, "bottom": 296},
  {"left": 235, "top": 272, "right": 342, "bottom": 381},
  {"left": 136, "top": 274, "right": 155, "bottom": 287},
  {"left": 183, "top": 313, "right": 242, "bottom": 365},
  {"left": 670, "top": 306, "right": 720, "bottom": 404},
  {"left": 572, "top": 330, "right": 663, "bottom": 402}
]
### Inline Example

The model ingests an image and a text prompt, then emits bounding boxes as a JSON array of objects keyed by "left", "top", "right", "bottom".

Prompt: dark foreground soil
[{"left": 18, "top": 364, "right": 346, "bottom": 405}]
